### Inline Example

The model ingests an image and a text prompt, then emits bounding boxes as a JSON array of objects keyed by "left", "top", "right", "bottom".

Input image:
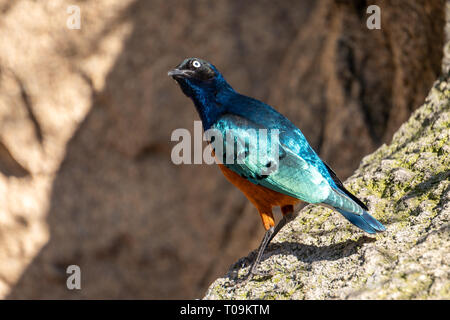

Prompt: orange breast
[{"left": 217, "top": 163, "right": 300, "bottom": 230}]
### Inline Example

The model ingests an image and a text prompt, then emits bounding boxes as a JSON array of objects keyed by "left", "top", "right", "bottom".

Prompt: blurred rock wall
[{"left": 0, "top": 0, "right": 445, "bottom": 298}]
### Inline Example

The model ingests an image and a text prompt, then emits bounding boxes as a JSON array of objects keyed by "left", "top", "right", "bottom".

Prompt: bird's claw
[{"left": 250, "top": 269, "right": 274, "bottom": 279}]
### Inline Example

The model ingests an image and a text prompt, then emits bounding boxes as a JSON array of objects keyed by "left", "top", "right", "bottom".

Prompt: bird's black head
[
  {"left": 168, "top": 58, "right": 230, "bottom": 99},
  {"left": 168, "top": 58, "right": 216, "bottom": 81}
]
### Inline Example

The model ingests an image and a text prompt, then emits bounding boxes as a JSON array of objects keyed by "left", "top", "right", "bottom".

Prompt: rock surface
[{"left": 204, "top": 76, "right": 450, "bottom": 299}]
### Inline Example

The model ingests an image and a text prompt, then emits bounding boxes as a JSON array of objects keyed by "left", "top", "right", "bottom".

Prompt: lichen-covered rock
[{"left": 204, "top": 76, "right": 450, "bottom": 300}]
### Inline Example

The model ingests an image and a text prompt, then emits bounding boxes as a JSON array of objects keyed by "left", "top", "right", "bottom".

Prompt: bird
[{"left": 168, "top": 58, "right": 385, "bottom": 280}]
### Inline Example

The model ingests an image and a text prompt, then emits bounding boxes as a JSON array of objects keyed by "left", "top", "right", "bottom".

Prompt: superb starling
[{"left": 168, "top": 58, "right": 385, "bottom": 280}]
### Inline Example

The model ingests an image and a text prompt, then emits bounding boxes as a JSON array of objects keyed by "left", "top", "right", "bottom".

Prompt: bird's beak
[{"left": 167, "top": 68, "right": 194, "bottom": 79}]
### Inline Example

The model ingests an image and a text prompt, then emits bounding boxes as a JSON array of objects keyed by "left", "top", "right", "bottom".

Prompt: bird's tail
[
  {"left": 335, "top": 208, "right": 385, "bottom": 234},
  {"left": 323, "top": 188, "right": 385, "bottom": 234}
]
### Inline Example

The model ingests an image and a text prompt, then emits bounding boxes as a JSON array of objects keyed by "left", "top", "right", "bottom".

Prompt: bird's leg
[
  {"left": 245, "top": 226, "right": 274, "bottom": 280},
  {"left": 244, "top": 206, "right": 296, "bottom": 280}
]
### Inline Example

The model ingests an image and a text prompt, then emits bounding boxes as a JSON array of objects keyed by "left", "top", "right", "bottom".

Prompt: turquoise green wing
[{"left": 209, "top": 114, "right": 332, "bottom": 203}]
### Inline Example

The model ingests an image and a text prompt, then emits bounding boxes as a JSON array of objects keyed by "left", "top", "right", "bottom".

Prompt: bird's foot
[
  {"left": 240, "top": 267, "right": 273, "bottom": 283},
  {"left": 224, "top": 261, "right": 249, "bottom": 287},
  {"left": 250, "top": 268, "right": 274, "bottom": 280},
  {"left": 224, "top": 269, "right": 274, "bottom": 290}
]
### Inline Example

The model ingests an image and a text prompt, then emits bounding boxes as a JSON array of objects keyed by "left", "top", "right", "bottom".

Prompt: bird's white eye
[{"left": 192, "top": 60, "right": 201, "bottom": 68}]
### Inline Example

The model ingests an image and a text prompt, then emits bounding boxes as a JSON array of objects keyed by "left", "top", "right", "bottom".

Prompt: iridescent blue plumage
[{"left": 169, "top": 58, "right": 385, "bottom": 234}]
